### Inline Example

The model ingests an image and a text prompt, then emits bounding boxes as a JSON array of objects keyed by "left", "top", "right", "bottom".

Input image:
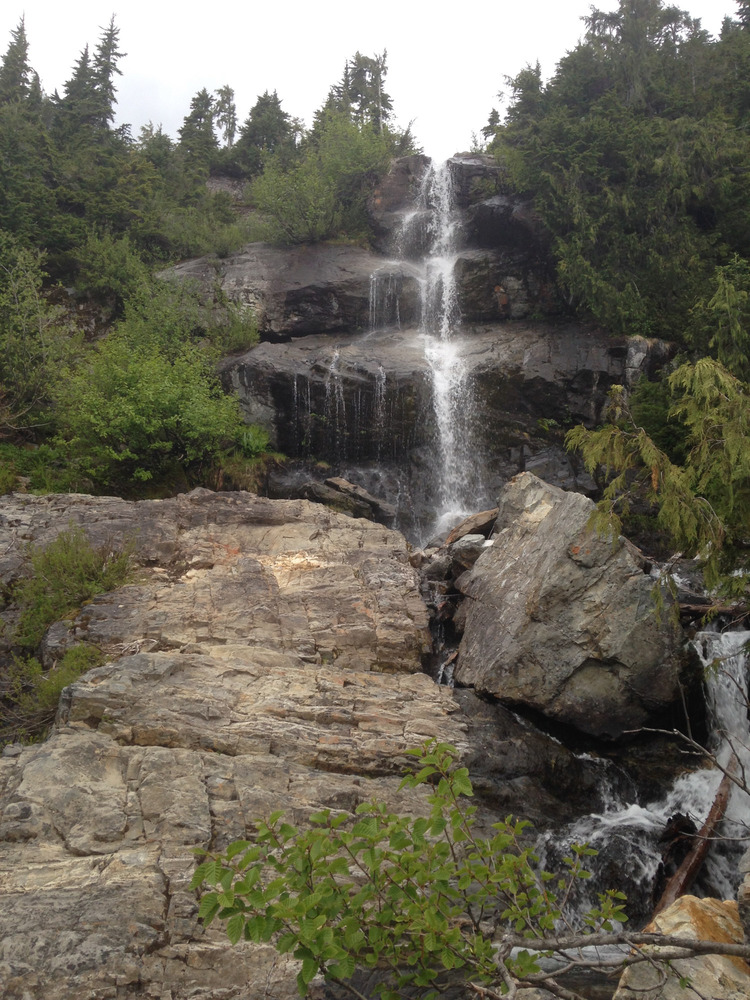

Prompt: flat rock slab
[
  {"left": 0, "top": 491, "right": 451, "bottom": 1000},
  {"left": 0, "top": 489, "right": 430, "bottom": 673},
  {"left": 614, "top": 896, "right": 750, "bottom": 999}
]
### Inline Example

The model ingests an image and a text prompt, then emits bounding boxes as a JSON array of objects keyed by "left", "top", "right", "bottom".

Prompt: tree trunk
[{"left": 653, "top": 755, "right": 738, "bottom": 916}]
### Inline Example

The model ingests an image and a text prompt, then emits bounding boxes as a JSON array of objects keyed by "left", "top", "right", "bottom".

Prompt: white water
[
  {"left": 324, "top": 349, "right": 346, "bottom": 459},
  {"left": 540, "top": 630, "right": 750, "bottom": 919},
  {"left": 369, "top": 160, "right": 487, "bottom": 538}
]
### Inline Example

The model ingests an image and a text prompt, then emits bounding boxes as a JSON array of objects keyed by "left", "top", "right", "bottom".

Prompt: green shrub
[
  {"left": 54, "top": 337, "right": 245, "bottom": 488},
  {"left": 13, "top": 525, "right": 131, "bottom": 649},
  {"left": 251, "top": 112, "right": 391, "bottom": 245},
  {"left": 3, "top": 644, "right": 104, "bottom": 744},
  {"left": 192, "top": 741, "right": 629, "bottom": 999},
  {"left": 73, "top": 231, "right": 150, "bottom": 312}
]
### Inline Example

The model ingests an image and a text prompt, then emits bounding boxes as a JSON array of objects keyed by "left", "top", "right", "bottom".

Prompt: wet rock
[
  {"left": 446, "top": 153, "right": 507, "bottom": 209},
  {"left": 465, "top": 194, "right": 550, "bottom": 252},
  {"left": 454, "top": 473, "right": 683, "bottom": 740},
  {"left": 323, "top": 477, "right": 397, "bottom": 525},
  {"left": 220, "top": 322, "right": 660, "bottom": 475},
  {"left": 165, "top": 243, "right": 421, "bottom": 340},
  {"left": 368, "top": 153, "right": 431, "bottom": 248},
  {"left": 444, "top": 508, "right": 498, "bottom": 545},
  {"left": 447, "top": 534, "right": 491, "bottom": 574}
]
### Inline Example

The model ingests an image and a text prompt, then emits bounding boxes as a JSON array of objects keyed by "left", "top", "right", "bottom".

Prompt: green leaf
[{"left": 226, "top": 912, "right": 245, "bottom": 945}]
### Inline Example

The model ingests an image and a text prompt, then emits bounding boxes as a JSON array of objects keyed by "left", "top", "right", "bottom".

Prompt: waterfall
[
  {"left": 419, "top": 162, "right": 486, "bottom": 536},
  {"left": 367, "top": 159, "right": 488, "bottom": 538},
  {"left": 539, "top": 629, "right": 750, "bottom": 923},
  {"left": 369, "top": 270, "right": 402, "bottom": 331},
  {"left": 324, "top": 350, "right": 347, "bottom": 462}
]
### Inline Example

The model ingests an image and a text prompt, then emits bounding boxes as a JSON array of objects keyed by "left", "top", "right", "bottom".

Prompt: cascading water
[
  {"left": 418, "top": 162, "right": 487, "bottom": 535},
  {"left": 324, "top": 350, "right": 347, "bottom": 462},
  {"left": 368, "top": 160, "right": 488, "bottom": 538},
  {"left": 539, "top": 629, "right": 750, "bottom": 923}
]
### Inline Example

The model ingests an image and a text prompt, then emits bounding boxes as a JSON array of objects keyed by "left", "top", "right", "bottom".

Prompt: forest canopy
[
  {"left": 479, "top": 0, "right": 750, "bottom": 598},
  {"left": 0, "top": 18, "right": 414, "bottom": 495}
]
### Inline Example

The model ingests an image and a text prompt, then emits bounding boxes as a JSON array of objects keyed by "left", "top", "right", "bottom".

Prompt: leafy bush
[
  {"left": 192, "top": 741, "right": 629, "bottom": 999},
  {"left": 0, "top": 231, "right": 80, "bottom": 434},
  {"left": 54, "top": 338, "right": 244, "bottom": 488},
  {"left": 73, "top": 231, "right": 150, "bottom": 312},
  {"left": 251, "top": 112, "right": 391, "bottom": 245},
  {"left": 2, "top": 644, "right": 104, "bottom": 744},
  {"left": 13, "top": 525, "right": 131, "bottom": 649},
  {"left": 0, "top": 442, "right": 91, "bottom": 495},
  {"left": 50, "top": 272, "right": 257, "bottom": 491}
]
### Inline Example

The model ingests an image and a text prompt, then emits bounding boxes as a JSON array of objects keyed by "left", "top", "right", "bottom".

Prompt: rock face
[
  {"left": 0, "top": 489, "right": 610, "bottom": 1000},
  {"left": 614, "top": 896, "right": 750, "bottom": 1000},
  {"left": 220, "top": 324, "right": 666, "bottom": 539},
  {"left": 454, "top": 473, "right": 683, "bottom": 740},
  {"left": 167, "top": 243, "right": 422, "bottom": 340}
]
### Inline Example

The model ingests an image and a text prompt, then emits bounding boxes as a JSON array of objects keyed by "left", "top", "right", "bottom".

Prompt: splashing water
[{"left": 539, "top": 629, "right": 750, "bottom": 922}]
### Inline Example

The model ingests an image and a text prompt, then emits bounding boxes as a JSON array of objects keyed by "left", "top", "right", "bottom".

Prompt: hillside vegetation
[
  {"left": 482, "top": 0, "right": 750, "bottom": 600},
  {"left": 0, "top": 19, "right": 413, "bottom": 494},
  {"left": 0, "top": 2, "right": 748, "bottom": 600}
]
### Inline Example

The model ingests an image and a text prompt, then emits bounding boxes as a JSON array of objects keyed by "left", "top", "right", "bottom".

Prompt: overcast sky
[{"left": 1, "top": 1, "right": 733, "bottom": 161}]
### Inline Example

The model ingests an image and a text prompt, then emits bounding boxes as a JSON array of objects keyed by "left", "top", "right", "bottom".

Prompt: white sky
[{"left": 1, "top": 1, "right": 733, "bottom": 161}]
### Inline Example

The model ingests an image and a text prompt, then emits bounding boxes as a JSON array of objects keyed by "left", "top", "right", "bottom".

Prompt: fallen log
[{"left": 653, "top": 754, "right": 738, "bottom": 916}]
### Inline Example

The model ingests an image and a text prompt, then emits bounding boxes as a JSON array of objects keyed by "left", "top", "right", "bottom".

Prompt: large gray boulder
[{"left": 454, "top": 473, "right": 683, "bottom": 740}]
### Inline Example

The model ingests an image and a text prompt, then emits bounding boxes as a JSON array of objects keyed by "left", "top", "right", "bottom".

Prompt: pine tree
[
  {"left": 214, "top": 85, "right": 237, "bottom": 147},
  {"left": 338, "top": 51, "right": 393, "bottom": 133},
  {"left": 54, "top": 45, "right": 99, "bottom": 139},
  {"left": 92, "top": 15, "right": 126, "bottom": 129},
  {"left": 0, "top": 17, "right": 31, "bottom": 104},
  {"left": 235, "top": 90, "right": 293, "bottom": 174},
  {"left": 178, "top": 88, "right": 217, "bottom": 167}
]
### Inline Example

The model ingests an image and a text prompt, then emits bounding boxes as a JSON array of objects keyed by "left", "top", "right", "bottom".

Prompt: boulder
[
  {"left": 445, "top": 153, "right": 507, "bottom": 208},
  {"left": 614, "top": 896, "right": 750, "bottom": 1000},
  {"left": 454, "top": 473, "right": 683, "bottom": 740}
]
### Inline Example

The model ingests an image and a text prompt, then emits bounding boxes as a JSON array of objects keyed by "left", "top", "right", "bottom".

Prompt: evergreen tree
[
  {"left": 92, "top": 15, "right": 126, "bottom": 129},
  {"left": 495, "top": 0, "right": 750, "bottom": 339},
  {"left": 235, "top": 90, "right": 293, "bottom": 175},
  {"left": 54, "top": 45, "right": 99, "bottom": 139},
  {"left": 0, "top": 17, "right": 31, "bottom": 104},
  {"left": 178, "top": 88, "right": 217, "bottom": 167},
  {"left": 214, "top": 85, "right": 237, "bottom": 147},
  {"left": 336, "top": 51, "right": 393, "bottom": 133}
]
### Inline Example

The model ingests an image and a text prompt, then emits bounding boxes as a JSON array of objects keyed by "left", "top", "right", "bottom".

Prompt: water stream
[
  {"left": 370, "top": 159, "right": 488, "bottom": 538},
  {"left": 539, "top": 629, "right": 750, "bottom": 922}
]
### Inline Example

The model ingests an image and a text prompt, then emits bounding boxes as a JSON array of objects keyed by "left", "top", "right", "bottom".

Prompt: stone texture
[
  {"left": 614, "top": 896, "right": 750, "bottom": 1000},
  {"left": 0, "top": 488, "right": 607, "bottom": 1000},
  {"left": 220, "top": 322, "right": 659, "bottom": 465},
  {"left": 165, "top": 243, "right": 422, "bottom": 340},
  {"left": 454, "top": 473, "right": 683, "bottom": 739}
]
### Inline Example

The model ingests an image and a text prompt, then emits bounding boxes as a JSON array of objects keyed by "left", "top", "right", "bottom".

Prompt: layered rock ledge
[{"left": 0, "top": 489, "right": 605, "bottom": 1000}]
